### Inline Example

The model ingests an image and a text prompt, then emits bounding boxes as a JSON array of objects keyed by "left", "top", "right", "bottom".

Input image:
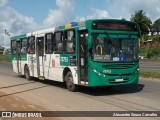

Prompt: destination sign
[{"left": 92, "top": 20, "right": 137, "bottom": 31}]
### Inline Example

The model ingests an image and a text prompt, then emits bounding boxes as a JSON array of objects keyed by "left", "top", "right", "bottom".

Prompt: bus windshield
[{"left": 92, "top": 33, "right": 138, "bottom": 62}]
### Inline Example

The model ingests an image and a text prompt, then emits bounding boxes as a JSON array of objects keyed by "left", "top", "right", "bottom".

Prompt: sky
[{"left": 0, "top": 0, "right": 160, "bottom": 46}]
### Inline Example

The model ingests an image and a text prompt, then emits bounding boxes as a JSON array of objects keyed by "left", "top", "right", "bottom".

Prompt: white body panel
[{"left": 12, "top": 27, "right": 79, "bottom": 85}]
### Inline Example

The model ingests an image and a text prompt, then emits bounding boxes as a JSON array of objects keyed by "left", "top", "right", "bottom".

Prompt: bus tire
[
  {"left": 24, "top": 66, "right": 31, "bottom": 80},
  {"left": 65, "top": 71, "right": 78, "bottom": 92}
]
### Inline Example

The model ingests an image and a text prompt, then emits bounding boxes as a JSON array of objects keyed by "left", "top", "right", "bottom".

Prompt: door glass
[
  {"left": 79, "top": 31, "right": 88, "bottom": 82},
  {"left": 38, "top": 38, "right": 44, "bottom": 56}
]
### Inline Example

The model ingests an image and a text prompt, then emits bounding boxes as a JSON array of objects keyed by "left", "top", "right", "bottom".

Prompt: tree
[
  {"left": 152, "top": 18, "right": 160, "bottom": 35},
  {"left": 130, "top": 10, "right": 152, "bottom": 35}
]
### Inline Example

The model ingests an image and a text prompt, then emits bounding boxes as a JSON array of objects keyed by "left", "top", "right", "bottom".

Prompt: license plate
[{"left": 115, "top": 78, "right": 123, "bottom": 82}]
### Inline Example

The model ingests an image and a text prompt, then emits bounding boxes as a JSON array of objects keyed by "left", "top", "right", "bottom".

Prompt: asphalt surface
[
  {"left": 140, "top": 61, "right": 160, "bottom": 72},
  {"left": 0, "top": 62, "right": 160, "bottom": 120},
  {"left": 139, "top": 59, "right": 160, "bottom": 72}
]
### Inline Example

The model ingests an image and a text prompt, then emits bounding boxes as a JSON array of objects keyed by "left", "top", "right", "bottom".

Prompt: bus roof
[
  {"left": 11, "top": 19, "right": 137, "bottom": 39},
  {"left": 56, "top": 19, "right": 136, "bottom": 30},
  {"left": 29, "top": 27, "right": 55, "bottom": 36},
  {"left": 11, "top": 28, "right": 55, "bottom": 40}
]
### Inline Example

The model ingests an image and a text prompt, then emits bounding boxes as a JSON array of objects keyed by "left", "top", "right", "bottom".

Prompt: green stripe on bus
[{"left": 11, "top": 34, "right": 26, "bottom": 40}]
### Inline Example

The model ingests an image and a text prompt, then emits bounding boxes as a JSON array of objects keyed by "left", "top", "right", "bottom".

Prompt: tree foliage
[
  {"left": 152, "top": 18, "right": 160, "bottom": 35},
  {"left": 130, "top": 10, "right": 152, "bottom": 35}
]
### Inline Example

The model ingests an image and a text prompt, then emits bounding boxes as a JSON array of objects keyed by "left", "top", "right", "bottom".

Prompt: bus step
[{"left": 39, "top": 76, "right": 45, "bottom": 80}]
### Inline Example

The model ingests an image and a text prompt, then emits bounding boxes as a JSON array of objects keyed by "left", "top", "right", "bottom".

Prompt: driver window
[
  {"left": 96, "top": 36, "right": 110, "bottom": 55},
  {"left": 96, "top": 37, "right": 104, "bottom": 54}
]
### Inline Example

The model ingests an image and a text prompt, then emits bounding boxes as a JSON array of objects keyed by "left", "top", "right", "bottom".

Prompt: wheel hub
[{"left": 68, "top": 77, "right": 73, "bottom": 87}]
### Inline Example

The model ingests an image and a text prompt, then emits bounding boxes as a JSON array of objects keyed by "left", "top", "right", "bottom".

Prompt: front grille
[
  {"left": 105, "top": 72, "right": 133, "bottom": 76},
  {"left": 102, "top": 63, "right": 135, "bottom": 69}
]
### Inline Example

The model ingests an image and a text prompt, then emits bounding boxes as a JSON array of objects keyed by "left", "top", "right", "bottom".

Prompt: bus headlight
[
  {"left": 92, "top": 67, "right": 106, "bottom": 77},
  {"left": 92, "top": 67, "right": 97, "bottom": 73},
  {"left": 133, "top": 68, "right": 139, "bottom": 74}
]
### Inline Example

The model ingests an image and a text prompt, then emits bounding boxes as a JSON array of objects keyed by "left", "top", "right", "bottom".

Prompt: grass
[
  {"left": 140, "top": 71, "right": 160, "bottom": 79},
  {"left": 139, "top": 47, "right": 160, "bottom": 59},
  {"left": 0, "top": 55, "right": 11, "bottom": 62}
]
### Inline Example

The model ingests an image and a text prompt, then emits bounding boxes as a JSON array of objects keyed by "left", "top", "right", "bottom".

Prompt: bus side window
[
  {"left": 45, "top": 33, "right": 53, "bottom": 54},
  {"left": 28, "top": 36, "right": 35, "bottom": 54},
  {"left": 64, "top": 29, "right": 75, "bottom": 53},
  {"left": 21, "top": 38, "right": 27, "bottom": 54},
  {"left": 11, "top": 40, "right": 17, "bottom": 54},
  {"left": 16, "top": 41, "right": 21, "bottom": 54},
  {"left": 54, "top": 32, "right": 63, "bottom": 53}
]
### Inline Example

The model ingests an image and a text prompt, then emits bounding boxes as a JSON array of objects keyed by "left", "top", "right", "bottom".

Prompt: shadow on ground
[
  {"left": 18, "top": 75, "right": 145, "bottom": 96},
  {"left": 78, "top": 84, "right": 144, "bottom": 96}
]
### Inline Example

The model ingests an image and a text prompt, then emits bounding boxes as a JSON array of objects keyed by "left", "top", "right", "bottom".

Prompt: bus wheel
[
  {"left": 65, "top": 72, "right": 78, "bottom": 92},
  {"left": 24, "top": 66, "right": 31, "bottom": 80}
]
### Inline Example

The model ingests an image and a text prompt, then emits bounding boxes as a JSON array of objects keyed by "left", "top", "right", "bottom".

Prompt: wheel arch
[{"left": 63, "top": 67, "right": 71, "bottom": 82}]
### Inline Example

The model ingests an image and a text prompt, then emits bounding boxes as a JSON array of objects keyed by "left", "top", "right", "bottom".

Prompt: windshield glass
[{"left": 92, "top": 33, "right": 138, "bottom": 62}]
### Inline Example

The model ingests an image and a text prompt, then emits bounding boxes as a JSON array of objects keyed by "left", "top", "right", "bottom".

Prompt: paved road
[
  {"left": 139, "top": 60, "right": 160, "bottom": 72},
  {"left": 0, "top": 62, "right": 160, "bottom": 120}
]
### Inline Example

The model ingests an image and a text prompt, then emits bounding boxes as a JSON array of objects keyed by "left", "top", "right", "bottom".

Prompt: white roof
[{"left": 27, "top": 27, "right": 55, "bottom": 36}]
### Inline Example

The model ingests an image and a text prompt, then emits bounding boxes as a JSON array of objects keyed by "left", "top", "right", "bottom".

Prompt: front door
[
  {"left": 36, "top": 37, "right": 44, "bottom": 79},
  {"left": 78, "top": 30, "right": 88, "bottom": 84}
]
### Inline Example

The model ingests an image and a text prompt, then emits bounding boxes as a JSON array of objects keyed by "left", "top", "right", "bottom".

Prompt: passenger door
[
  {"left": 36, "top": 36, "right": 45, "bottom": 79},
  {"left": 78, "top": 30, "right": 88, "bottom": 84},
  {"left": 11, "top": 40, "right": 21, "bottom": 73}
]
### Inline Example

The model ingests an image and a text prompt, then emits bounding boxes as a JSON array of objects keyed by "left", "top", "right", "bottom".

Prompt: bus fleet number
[{"left": 60, "top": 57, "right": 68, "bottom": 63}]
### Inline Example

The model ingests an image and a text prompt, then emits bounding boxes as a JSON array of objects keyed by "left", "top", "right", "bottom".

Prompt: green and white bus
[{"left": 11, "top": 19, "right": 140, "bottom": 91}]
